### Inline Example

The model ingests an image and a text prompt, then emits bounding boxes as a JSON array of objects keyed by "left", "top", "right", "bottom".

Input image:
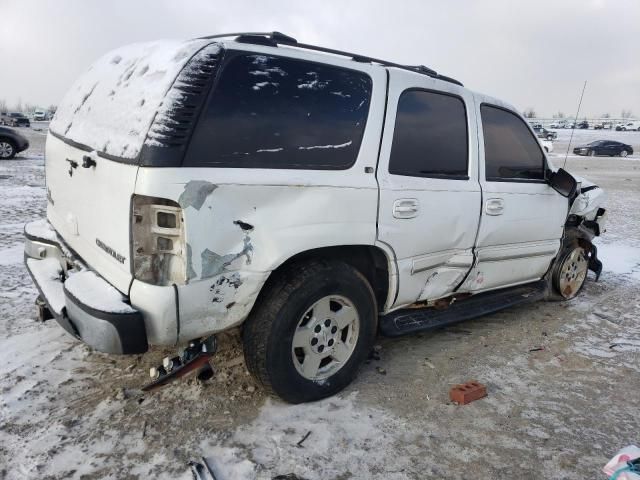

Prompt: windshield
[{"left": 587, "top": 141, "right": 602, "bottom": 146}]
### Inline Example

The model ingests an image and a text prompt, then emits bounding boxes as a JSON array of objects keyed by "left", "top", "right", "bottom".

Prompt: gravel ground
[{"left": 0, "top": 124, "right": 639, "bottom": 480}]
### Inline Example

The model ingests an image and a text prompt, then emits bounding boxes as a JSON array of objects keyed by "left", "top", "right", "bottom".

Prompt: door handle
[
  {"left": 485, "top": 198, "right": 504, "bottom": 215},
  {"left": 393, "top": 198, "right": 419, "bottom": 219}
]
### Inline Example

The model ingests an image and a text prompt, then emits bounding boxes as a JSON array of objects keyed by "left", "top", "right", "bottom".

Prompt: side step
[{"left": 379, "top": 281, "right": 547, "bottom": 337}]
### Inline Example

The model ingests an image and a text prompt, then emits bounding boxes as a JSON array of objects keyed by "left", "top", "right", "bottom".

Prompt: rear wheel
[
  {"left": 243, "top": 260, "right": 377, "bottom": 403},
  {"left": 0, "top": 140, "right": 16, "bottom": 159},
  {"left": 552, "top": 244, "right": 589, "bottom": 300}
]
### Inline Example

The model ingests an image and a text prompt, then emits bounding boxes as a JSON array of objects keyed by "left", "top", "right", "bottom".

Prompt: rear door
[
  {"left": 376, "top": 70, "right": 481, "bottom": 308},
  {"left": 460, "top": 100, "right": 567, "bottom": 293}
]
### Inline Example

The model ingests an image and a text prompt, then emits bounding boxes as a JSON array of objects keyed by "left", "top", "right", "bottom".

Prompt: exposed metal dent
[
  {"left": 178, "top": 180, "right": 217, "bottom": 210},
  {"left": 200, "top": 235, "right": 254, "bottom": 279},
  {"left": 186, "top": 243, "right": 197, "bottom": 280}
]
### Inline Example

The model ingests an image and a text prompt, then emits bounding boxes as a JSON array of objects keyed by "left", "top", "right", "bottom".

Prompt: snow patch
[
  {"left": 596, "top": 242, "right": 640, "bottom": 280},
  {"left": 50, "top": 39, "right": 216, "bottom": 159},
  {"left": 298, "top": 141, "right": 352, "bottom": 150},
  {"left": 64, "top": 270, "right": 135, "bottom": 313},
  {"left": 0, "top": 243, "right": 23, "bottom": 266},
  {"left": 199, "top": 393, "right": 421, "bottom": 480}
]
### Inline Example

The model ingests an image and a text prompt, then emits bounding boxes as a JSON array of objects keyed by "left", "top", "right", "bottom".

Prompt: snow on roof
[{"left": 50, "top": 39, "right": 217, "bottom": 160}]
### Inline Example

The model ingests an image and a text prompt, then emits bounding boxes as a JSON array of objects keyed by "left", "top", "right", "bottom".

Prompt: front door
[
  {"left": 460, "top": 100, "right": 568, "bottom": 293},
  {"left": 376, "top": 71, "right": 481, "bottom": 308}
]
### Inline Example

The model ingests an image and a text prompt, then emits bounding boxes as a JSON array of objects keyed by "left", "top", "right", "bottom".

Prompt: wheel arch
[{"left": 257, "top": 244, "right": 394, "bottom": 315}]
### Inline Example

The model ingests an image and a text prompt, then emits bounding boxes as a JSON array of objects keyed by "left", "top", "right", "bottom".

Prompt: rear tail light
[{"left": 132, "top": 195, "right": 186, "bottom": 286}]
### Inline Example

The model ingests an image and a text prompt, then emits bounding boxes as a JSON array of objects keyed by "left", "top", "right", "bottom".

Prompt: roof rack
[{"left": 198, "top": 31, "right": 463, "bottom": 87}]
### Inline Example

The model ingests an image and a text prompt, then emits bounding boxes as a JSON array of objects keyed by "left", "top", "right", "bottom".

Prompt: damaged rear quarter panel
[{"left": 134, "top": 164, "right": 381, "bottom": 340}]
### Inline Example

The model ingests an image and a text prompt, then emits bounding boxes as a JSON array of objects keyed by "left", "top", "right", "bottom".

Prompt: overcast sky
[{"left": 1, "top": 0, "right": 638, "bottom": 118}]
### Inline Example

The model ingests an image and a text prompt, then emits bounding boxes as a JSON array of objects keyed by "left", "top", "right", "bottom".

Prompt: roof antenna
[{"left": 563, "top": 81, "right": 587, "bottom": 169}]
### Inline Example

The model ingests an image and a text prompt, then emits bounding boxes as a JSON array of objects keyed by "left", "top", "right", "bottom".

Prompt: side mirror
[{"left": 548, "top": 168, "right": 577, "bottom": 198}]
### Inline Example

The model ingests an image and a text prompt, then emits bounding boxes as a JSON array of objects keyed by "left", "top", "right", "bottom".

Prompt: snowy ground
[{"left": 1, "top": 125, "right": 639, "bottom": 479}]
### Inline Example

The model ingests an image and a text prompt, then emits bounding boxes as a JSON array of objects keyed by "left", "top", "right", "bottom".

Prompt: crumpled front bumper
[{"left": 24, "top": 219, "right": 148, "bottom": 354}]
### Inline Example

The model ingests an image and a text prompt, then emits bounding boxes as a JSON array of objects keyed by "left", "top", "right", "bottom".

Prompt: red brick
[{"left": 449, "top": 380, "right": 487, "bottom": 405}]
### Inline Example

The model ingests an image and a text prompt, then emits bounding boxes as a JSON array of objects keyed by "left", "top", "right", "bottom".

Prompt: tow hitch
[{"left": 142, "top": 336, "right": 217, "bottom": 392}]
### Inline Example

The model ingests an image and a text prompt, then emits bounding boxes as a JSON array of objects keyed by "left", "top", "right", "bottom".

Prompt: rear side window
[
  {"left": 388, "top": 89, "right": 468, "bottom": 179},
  {"left": 184, "top": 53, "right": 372, "bottom": 169},
  {"left": 481, "top": 105, "right": 545, "bottom": 181}
]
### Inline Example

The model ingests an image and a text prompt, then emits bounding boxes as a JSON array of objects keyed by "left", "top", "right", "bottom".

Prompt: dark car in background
[
  {"left": 577, "top": 120, "right": 589, "bottom": 129},
  {"left": 573, "top": 140, "right": 633, "bottom": 157},
  {"left": 0, "top": 126, "right": 30, "bottom": 159},
  {"left": 0, "top": 112, "right": 31, "bottom": 127},
  {"left": 533, "top": 126, "right": 557, "bottom": 140}
]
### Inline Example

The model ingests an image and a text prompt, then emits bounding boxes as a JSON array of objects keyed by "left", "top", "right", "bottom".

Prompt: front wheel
[
  {"left": 589, "top": 149, "right": 596, "bottom": 157},
  {"left": 620, "top": 150, "right": 629, "bottom": 157},
  {"left": 551, "top": 244, "right": 589, "bottom": 299},
  {"left": 243, "top": 260, "right": 377, "bottom": 403}
]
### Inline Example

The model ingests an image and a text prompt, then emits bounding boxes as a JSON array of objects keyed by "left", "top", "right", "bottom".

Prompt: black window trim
[
  {"left": 480, "top": 102, "right": 548, "bottom": 184},
  {"left": 388, "top": 87, "right": 470, "bottom": 181},
  {"left": 182, "top": 48, "right": 375, "bottom": 171}
]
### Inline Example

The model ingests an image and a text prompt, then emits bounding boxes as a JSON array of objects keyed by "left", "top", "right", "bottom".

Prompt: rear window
[{"left": 183, "top": 53, "right": 372, "bottom": 169}]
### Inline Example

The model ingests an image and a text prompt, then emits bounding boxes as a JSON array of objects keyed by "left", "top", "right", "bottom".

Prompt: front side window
[
  {"left": 481, "top": 105, "right": 545, "bottom": 181},
  {"left": 184, "top": 53, "right": 372, "bottom": 169},
  {"left": 388, "top": 89, "right": 468, "bottom": 178}
]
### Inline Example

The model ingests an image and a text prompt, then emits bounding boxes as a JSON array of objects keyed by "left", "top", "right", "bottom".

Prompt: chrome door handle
[
  {"left": 393, "top": 198, "right": 419, "bottom": 219},
  {"left": 485, "top": 198, "right": 504, "bottom": 216}
]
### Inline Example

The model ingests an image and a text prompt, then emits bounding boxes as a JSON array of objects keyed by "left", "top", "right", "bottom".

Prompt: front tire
[
  {"left": 589, "top": 149, "right": 596, "bottom": 157},
  {"left": 243, "top": 260, "right": 377, "bottom": 403},
  {"left": 620, "top": 150, "right": 629, "bottom": 157}
]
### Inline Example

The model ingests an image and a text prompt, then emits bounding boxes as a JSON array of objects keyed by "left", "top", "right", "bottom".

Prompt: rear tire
[
  {"left": 0, "top": 140, "right": 16, "bottom": 159},
  {"left": 243, "top": 260, "right": 377, "bottom": 403}
]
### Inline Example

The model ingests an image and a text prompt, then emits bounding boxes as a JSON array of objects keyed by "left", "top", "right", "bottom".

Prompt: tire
[
  {"left": 551, "top": 241, "right": 589, "bottom": 300},
  {"left": 0, "top": 139, "right": 16, "bottom": 159},
  {"left": 544, "top": 146, "right": 549, "bottom": 153},
  {"left": 547, "top": 135, "right": 553, "bottom": 140},
  {"left": 620, "top": 150, "right": 628, "bottom": 157},
  {"left": 589, "top": 149, "right": 596, "bottom": 157},
  {"left": 243, "top": 260, "right": 377, "bottom": 403}
]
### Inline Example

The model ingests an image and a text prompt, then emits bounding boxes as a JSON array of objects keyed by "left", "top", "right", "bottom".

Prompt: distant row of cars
[
  {"left": 543, "top": 120, "right": 640, "bottom": 131},
  {"left": 0, "top": 110, "right": 51, "bottom": 127}
]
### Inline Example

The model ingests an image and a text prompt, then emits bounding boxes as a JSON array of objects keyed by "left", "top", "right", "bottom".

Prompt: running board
[{"left": 379, "top": 281, "right": 547, "bottom": 337}]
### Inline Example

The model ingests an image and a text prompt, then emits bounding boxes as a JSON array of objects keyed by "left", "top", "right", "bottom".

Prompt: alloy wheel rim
[
  {"left": 291, "top": 294, "right": 360, "bottom": 381},
  {"left": 0, "top": 142, "right": 13, "bottom": 158},
  {"left": 558, "top": 247, "right": 588, "bottom": 299}
]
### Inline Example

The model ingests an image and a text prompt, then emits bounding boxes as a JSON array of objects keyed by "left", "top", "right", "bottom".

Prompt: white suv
[{"left": 24, "top": 32, "right": 607, "bottom": 403}]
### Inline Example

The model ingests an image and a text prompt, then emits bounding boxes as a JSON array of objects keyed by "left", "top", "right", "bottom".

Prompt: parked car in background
[
  {"left": 0, "top": 126, "right": 30, "bottom": 159},
  {"left": 528, "top": 121, "right": 543, "bottom": 129},
  {"left": 573, "top": 140, "right": 633, "bottom": 157},
  {"left": 33, "top": 110, "right": 47, "bottom": 121},
  {"left": 549, "top": 120, "right": 567, "bottom": 129},
  {"left": 616, "top": 121, "right": 640, "bottom": 131},
  {"left": 0, "top": 112, "right": 31, "bottom": 127},
  {"left": 24, "top": 33, "right": 607, "bottom": 403},
  {"left": 533, "top": 126, "right": 557, "bottom": 140},
  {"left": 577, "top": 120, "right": 589, "bottom": 129}
]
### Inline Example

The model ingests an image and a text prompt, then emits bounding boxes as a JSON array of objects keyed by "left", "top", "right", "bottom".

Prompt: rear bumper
[{"left": 24, "top": 219, "right": 148, "bottom": 354}]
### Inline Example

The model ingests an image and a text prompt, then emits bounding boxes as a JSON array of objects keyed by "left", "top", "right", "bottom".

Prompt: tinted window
[
  {"left": 184, "top": 53, "right": 372, "bottom": 169},
  {"left": 481, "top": 105, "right": 545, "bottom": 181},
  {"left": 388, "top": 90, "right": 468, "bottom": 178}
]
